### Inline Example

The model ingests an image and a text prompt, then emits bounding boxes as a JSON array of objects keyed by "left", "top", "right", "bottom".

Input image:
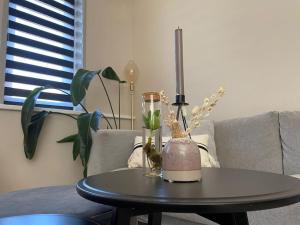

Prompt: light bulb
[{"left": 125, "top": 60, "right": 138, "bottom": 83}]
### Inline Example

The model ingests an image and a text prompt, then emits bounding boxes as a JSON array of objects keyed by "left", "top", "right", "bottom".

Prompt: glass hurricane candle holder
[{"left": 142, "top": 92, "right": 162, "bottom": 176}]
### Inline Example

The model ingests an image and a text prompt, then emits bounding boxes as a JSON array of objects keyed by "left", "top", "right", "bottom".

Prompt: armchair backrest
[
  {"left": 88, "top": 129, "right": 141, "bottom": 176},
  {"left": 214, "top": 112, "right": 283, "bottom": 174}
]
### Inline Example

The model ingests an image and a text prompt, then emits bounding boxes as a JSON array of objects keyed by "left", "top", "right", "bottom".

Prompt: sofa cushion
[
  {"left": 279, "top": 111, "right": 300, "bottom": 175},
  {"left": 192, "top": 120, "right": 219, "bottom": 167},
  {"left": 0, "top": 185, "right": 112, "bottom": 224},
  {"left": 214, "top": 112, "right": 283, "bottom": 173}
]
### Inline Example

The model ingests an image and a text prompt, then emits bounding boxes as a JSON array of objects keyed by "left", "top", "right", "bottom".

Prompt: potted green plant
[{"left": 21, "top": 67, "right": 125, "bottom": 177}]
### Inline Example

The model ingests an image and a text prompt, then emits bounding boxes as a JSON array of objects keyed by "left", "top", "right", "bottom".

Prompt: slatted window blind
[{"left": 3, "top": 0, "right": 82, "bottom": 110}]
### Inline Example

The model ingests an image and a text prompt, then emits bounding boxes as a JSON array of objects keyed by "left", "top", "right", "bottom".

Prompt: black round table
[{"left": 77, "top": 168, "right": 300, "bottom": 225}]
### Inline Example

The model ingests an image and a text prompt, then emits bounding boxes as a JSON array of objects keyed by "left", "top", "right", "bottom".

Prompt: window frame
[
  {"left": 0, "top": 0, "right": 9, "bottom": 104},
  {"left": 0, "top": 0, "right": 85, "bottom": 113}
]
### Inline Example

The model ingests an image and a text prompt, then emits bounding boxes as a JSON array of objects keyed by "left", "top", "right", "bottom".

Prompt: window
[{"left": 3, "top": 0, "right": 84, "bottom": 110}]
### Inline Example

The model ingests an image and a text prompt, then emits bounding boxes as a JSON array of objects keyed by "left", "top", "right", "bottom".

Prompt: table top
[{"left": 77, "top": 168, "right": 300, "bottom": 213}]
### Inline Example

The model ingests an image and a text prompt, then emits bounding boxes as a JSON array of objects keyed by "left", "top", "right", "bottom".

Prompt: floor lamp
[{"left": 125, "top": 60, "right": 138, "bottom": 130}]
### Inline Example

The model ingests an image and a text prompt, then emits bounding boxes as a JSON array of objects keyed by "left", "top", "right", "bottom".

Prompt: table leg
[
  {"left": 200, "top": 212, "right": 249, "bottom": 225},
  {"left": 148, "top": 212, "right": 162, "bottom": 225},
  {"left": 111, "top": 208, "right": 131, "bottom": 225},
  {"left": 232, "top": 212, "right": 249, "bottom": 225}
]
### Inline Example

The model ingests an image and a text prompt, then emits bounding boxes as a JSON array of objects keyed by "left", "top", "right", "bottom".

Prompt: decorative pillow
[
  {"left": 192, "top": 120, "right": 219, "bottom": 167},
  {"left": 290, "top": 174, "right": 300, "bottom": 179},
  {"left": 128, "top": 135, "right": 220, "bottom": 168}
]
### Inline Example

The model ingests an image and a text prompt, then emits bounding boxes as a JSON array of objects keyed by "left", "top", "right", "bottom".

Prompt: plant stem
[
  {"left": 46, "top": 87, "right": 113, "bottom": 130},
  {"left": 97, "top": 73, "right": 118, "bottom": 129},
  {"left": 57, "top": 89, "right": 89, "bottom": 113},
  {"left": 118, "top": 82, "right": 121, "bottom": 129},
  {"left": 49, "top": 111, "right": 77, "bottom": 120},
  {"left": 102, "top": 114, "right": 113, "bottom": 129},
  {"left": 146, "top": 136, "right": 152, "bottom": 168},
  {"left": 79, "top": 103, "right": 89, "bottom": 114}
]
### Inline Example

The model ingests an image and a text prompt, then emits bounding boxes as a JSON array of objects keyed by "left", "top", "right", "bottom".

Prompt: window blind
[{"left": 4, "top": 0, "right": 79, "bottom": 110}]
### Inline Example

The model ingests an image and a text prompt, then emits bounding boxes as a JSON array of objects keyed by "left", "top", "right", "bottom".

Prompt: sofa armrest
[
  {"left": 0, "top": 185, "right": 112, "bottom": 222},
  {"left": 88, "top": 130, "right": 141, "bottom": 176}
]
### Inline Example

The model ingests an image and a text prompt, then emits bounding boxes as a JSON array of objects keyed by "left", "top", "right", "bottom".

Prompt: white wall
[
  {"left": 132, "top": 0, "right": 300, "bottom": 128},
  {"left": 85, "top": 0, "right": 134, "bottom": 128},
  {"left": 0, "top": 0, "right": 133, "bottom": 193},
  {"left": 0, "top": 111, "right": 83, "bottom": 192}
]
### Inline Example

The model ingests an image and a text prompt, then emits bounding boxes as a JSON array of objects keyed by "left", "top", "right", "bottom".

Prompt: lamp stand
[
  {"left": 129, "top": 81, "right": 135, "bottom": 130},
  {"left": 118, "top": 82, "right": 121, "bottom": 129}
]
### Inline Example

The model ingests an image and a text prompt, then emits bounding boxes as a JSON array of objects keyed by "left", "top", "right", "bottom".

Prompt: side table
[{"left": 77, "top": 168, "right": 300, "bottom": 225}]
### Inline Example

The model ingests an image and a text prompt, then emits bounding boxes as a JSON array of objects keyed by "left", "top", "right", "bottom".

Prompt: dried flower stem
[{"left": 160, "top": 87, "right": 225, "bottom": 137}]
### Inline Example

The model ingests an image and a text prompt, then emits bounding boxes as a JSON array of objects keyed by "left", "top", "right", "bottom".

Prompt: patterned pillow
[{"left": 128, "top": 135, "right": 220, "bottom": 168}]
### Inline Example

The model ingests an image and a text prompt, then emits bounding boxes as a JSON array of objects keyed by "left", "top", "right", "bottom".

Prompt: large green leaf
[
  {"left": 21, "top": 87, "right": 50, "bottom": 159},
  {"left": 143, "top": 110, "right": 160, "bottom": 130},
  {"left": 21, "top": 87, "right": 47, "bottom": 139},
  {"left": 102, "top": 67, "right": 125, "bottom": 83},
  {"left": 57, "top": 134, "right": 80, "bottom": 161},
  {"left": 71, "top": 69, "right": 98, "bottom": 106},
  {"left": 57, "top": 110, "right": 101, "bottom": 176},
  {"left": 143, "top": 115, "right": 150, "bottom": 129},
  {"left": 77, "top": 113, "right": 93, "bottom": 167},
  {"left": 57, "top": 134, "right": 77, "bottom": 143},
  {"left": 24, "top": 111, "right": 49, "bottom": 159},
  {"left": 77, "top": 110, "right": 101, "bottom": 177},
  {"left": 73, "top": 135, "right": 80, "bottom": 161},
  {"left": 150, "top": 110, "right": 160, "bottom": 130}
]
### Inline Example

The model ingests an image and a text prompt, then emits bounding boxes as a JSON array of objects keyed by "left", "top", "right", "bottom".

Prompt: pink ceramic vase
[{"left": 162, "top": 138, "right": 201, "bottom": 182}]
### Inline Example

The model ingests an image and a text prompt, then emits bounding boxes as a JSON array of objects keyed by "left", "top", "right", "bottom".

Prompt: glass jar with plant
[{"left": 142, "top": 92, "right": 162, "bottom": 176}]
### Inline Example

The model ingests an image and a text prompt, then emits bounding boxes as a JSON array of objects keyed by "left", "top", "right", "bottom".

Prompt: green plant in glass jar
[{"left": 142, "top": 92, "right": 162, "bottom": 175}]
